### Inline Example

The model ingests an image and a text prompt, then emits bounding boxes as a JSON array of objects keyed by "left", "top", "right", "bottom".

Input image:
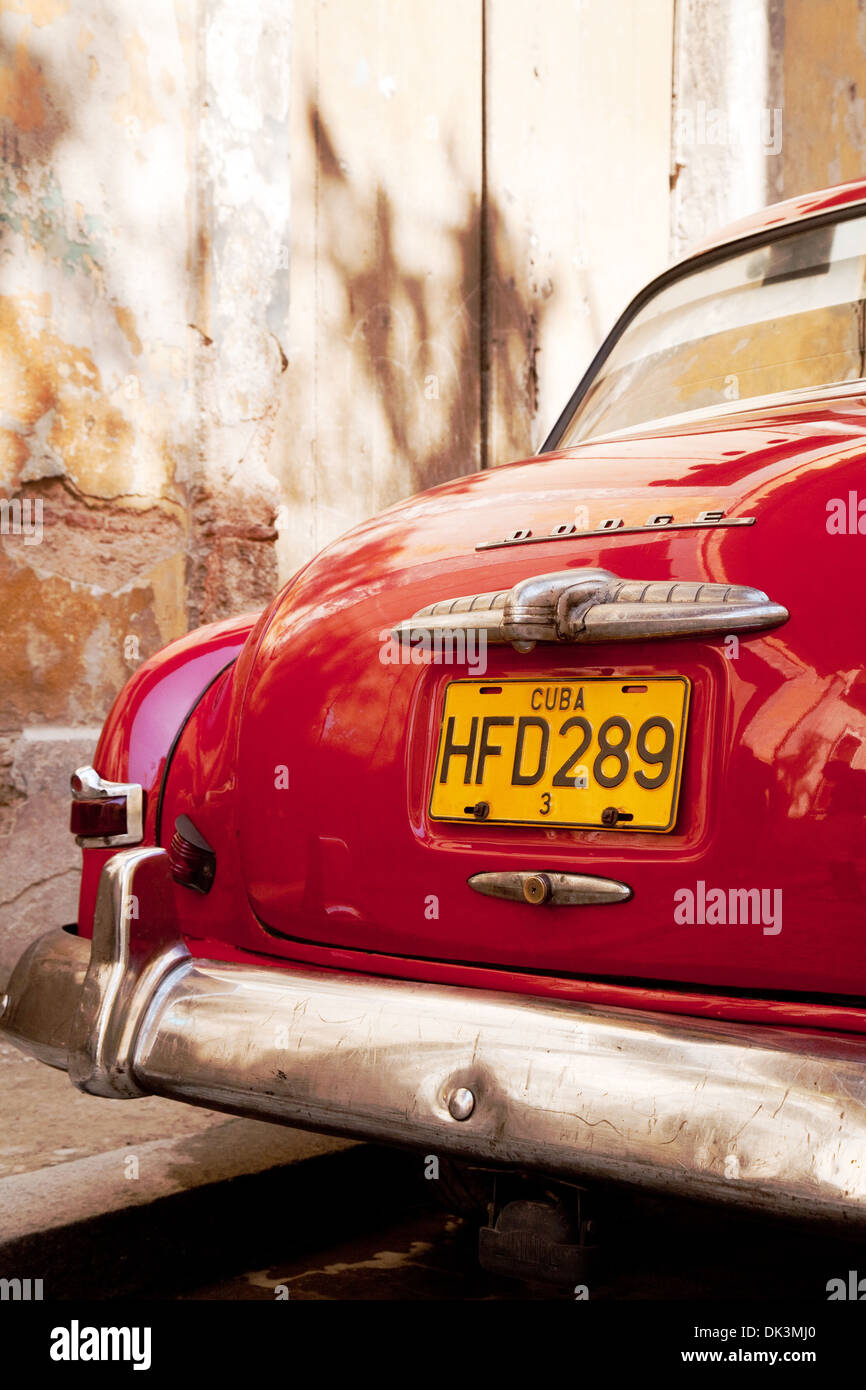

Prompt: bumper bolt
[
  {"left": 601, "top": 806, "right": 620, "bottom": 827},
  {"left": 468, "top": 801, "right": 490, "bottom": 820},
  {"left": 448, "top": 1086, "right": 476, "bottom": 1121}
]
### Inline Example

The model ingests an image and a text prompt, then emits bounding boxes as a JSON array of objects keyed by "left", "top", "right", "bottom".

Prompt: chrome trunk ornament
[
  {"left": 477, "top": 510, "right": 755, "bottom": 551},
  {"left": 393, "top": 569, "right": 788, "bottom": 652}
]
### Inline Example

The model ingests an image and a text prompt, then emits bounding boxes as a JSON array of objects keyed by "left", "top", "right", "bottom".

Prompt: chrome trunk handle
[
  {"left": 468, "top": 870, "right": 632, "bottom": 906},
  {"left": 393, "top": 568, "right": 788, "bottom": 651}
]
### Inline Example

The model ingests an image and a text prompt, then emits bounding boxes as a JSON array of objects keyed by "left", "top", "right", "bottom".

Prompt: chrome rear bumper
[{"left": 3, "top": 848, "right": 866, "bottom": 1224}]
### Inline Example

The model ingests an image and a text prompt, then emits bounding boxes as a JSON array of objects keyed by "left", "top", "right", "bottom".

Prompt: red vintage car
[{"left": 4, "top": 180, "right": 866, "bottom": 1281}]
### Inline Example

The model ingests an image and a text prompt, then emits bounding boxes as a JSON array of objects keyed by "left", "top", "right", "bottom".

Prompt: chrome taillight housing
[{"left": 70, "top": 765, "right": 144, "bottom": 847}]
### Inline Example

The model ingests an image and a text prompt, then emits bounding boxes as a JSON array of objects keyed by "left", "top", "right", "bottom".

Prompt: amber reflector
[{"left": 169, "top": 815, "right": 216, "bottom": 894}]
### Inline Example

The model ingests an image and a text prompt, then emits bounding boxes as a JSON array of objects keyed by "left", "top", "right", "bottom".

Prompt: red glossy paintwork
[
  {"left": 75, "top": 612, "right": 258, "bottom": 934},
  {"left": 98, "top": 185, "right": 866, "bottom": 1033}
]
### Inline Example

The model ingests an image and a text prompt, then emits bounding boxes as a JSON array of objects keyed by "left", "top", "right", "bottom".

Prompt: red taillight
[
  {"left": 169, "top": 815, "right": 216, "bottom": 894},
  {"left": 70, "top": 797, "right": 128, "bottom": 839}
]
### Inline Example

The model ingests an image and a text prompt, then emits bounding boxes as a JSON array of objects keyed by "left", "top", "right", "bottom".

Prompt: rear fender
[{"left": 76, "top": 613, "right": 259, "bottom": 935}]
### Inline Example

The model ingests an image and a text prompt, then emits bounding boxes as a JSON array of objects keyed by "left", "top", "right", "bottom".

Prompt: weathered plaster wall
[
  {"left": 670, "top": 0, "right": 866, "bottom": 256},
  {"left": 484, "top": 0, "right": 674, "bottom": 463},
  {"left": 272, "top": 0, "right": 676, "bottom": 579},
  {"left": 187, "top": 0, "right": 289, "bottom": 627},
  {"left": 0, "top": 2, "right": 193, "bottom": 726},
  {"left": 0, "top": 0, "right": 288, "bottom": 970},
  {"left": 0, "top": 0, "right": 196, "bottom": 963},
  {"left": 273, "top": 0, "right": 484, "bottom": 576},
  {"left": 770, "top": 0, "right": 866, "bottom": 200},
  {"left": 671, "top": 0, "right": 784, "bottom": 256}
]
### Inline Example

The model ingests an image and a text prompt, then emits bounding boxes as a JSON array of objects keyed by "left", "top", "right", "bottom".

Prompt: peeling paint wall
[
  {"left": 0, "top": 2, "right": 194, "bottom": 722},
  {"left": 0, "top": 0, "right": 195, "bottom": 960},
  {"left": 0, "top": 0, "right": 288, "bottom": 967},
  {"left": 187, "top": 0, "right": 289, "bottom": 627},
  {"left": 771, "top": 0, "right": 866, "bottom": 200},
  {"left": 670, "top": 0, "right": 866, "bottom": 255}
]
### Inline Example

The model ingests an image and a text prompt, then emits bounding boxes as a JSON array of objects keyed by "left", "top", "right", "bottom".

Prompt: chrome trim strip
[
  {"left": 3, "top": 850, "right": 866, "bottom": 1223},
  {"left": 68, "top": 847, "right": 188, "bottom": 1098},
  {"left": 71, "top": 764, "right": 144, "bottom": 848},
  {"left": 468, "top": 871, "right": 632, "bottom": 906},
  {"left": 476, "top": 517, "right": 755, "bottom": 551},
  {"left": 393, "top": 568, "right": 788, "bottom": 651}
]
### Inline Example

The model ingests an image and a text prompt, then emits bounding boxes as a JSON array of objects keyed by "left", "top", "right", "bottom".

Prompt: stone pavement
[
  {"left": 0, "top": 1032, "right": 351, "bottom": 1278},
  {"left": 0, "top": 1035, "right": 224, "bottom": 1180}
]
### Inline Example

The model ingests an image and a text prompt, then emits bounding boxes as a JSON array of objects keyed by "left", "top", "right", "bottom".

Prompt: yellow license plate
[{"left": 430, "top": 677, "right": 690, "bottom": 833}]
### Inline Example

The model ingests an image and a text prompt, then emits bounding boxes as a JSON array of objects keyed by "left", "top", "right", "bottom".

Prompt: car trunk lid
[{"left": 235, "top": 392, "right": 866, "bottom": 999}]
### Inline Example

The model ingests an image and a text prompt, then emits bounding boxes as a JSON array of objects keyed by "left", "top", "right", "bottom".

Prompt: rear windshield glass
[{"left": 559, "top": 215, "right": 866, "bottom": 444}]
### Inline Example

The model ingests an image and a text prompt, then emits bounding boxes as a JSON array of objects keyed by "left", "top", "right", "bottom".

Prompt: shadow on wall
[{"left": 275, "top": 100, "right": 550, "bottom": 565}]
